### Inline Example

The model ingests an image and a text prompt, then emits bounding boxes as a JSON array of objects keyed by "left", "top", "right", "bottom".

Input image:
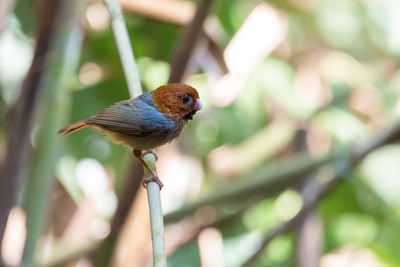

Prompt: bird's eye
[{"left": 182, "top": 95, "right": 192, "bottom": 104}]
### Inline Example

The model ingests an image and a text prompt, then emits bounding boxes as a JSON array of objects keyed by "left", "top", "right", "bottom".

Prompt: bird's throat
[{"left": 183, "top": 110, "right": 197, "bottom": 120}]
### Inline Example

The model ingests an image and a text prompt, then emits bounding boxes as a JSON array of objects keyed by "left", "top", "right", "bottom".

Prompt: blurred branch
[
  {"left": 0, "top": 0, "right": 64, "bottom": 260},
  {"left": 37, "top": 239, "right": 99, "bottom": 267},
  {"left": 91, "top": 0, "right": 195, "bottom": 25},
  {"left": 296, "top": 213, "right": 323, "bottom": 267},
  {"left": 118, "top": 0, "right": 194, "bottom": 25},
  {"left": 21, "top": 1, "right": 84, "bottom": 264},
  {"left": 242, "top": 120, "right": 400, "bottom": 266},
  {"left": 168, "top": 0, "right": 215, "bottom": 83},
  {"left": 166, "top": 200, "right": 254, "bottom": 257},
  {"left": 209, "top": 119, "right": 297, "bottom": 177},
  {"left": 165, "top": 152, "right": 335, "bottom": 223},
  {"left": 103, "top": 0, "right": 166, "bottom": 266},
  {"left": 0, "top": 94, "right": 7, "bottom": 128},
  {"left": 294, "top": 130, "right": 323, "bottom": 267},
  {"left": 193, "top": 31, "right": 228, "bottom": 75}
]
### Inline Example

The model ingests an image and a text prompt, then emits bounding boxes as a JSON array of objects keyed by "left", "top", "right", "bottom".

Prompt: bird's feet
[
  {"left": 143, "top": 174, "right": 164, "bottom": 190},
  {"left": 134, "top": 149, "right": 162, "bottom": 190},
  {"left": 142, "top": 149, "right": 158, "bottom": 161}
]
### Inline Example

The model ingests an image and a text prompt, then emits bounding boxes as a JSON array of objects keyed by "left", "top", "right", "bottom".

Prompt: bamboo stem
[
  {"left": 144, "top": 154, "right": 167, "bottom": 266},
  {"left": 103, "top": 0, "right": 166, "bottom": 265},
  {"left": 103, "top": 0, "right": 142, "bottom": 98},
  {"left": 168, "top": 0, "right": 215, "bottom": 83},
  {"left": 21, "top": 2, "right": 84, "bottom": 265}
]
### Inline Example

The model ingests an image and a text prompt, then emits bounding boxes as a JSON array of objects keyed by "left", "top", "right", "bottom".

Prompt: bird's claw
[
  {"left": 135, "top": 149, "right": 162, "bottom": 189},
  {"left": 142, "top": 175, "right": 163, "bottom": 190},
  {"left": 142, "top": 149, "right": 158, "bottom": 161}
]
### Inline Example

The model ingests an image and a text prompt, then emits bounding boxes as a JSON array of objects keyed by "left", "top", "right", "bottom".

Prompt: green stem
[
  {"left": 103, "top": 0, "right": 166, "bottom": 265},
  {"left": 144, "top": 154, "right": 167, "bottom": 266},
  {"left": 103, "top": 0, "right": 142, "bottom": 98},
  {"left": 20, "top": 1, "right": 83, "bottom": 265}
]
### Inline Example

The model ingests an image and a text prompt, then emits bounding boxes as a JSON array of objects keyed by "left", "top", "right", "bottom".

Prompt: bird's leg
[
  {"left": 142, "top": 149, "right": 158, "bottom": 161},
  {"left": 139, "top": 157, "right": 163, "bottom": 189},
  {"left": 133, "top": 149, "right": 163, "bottom": 190}
]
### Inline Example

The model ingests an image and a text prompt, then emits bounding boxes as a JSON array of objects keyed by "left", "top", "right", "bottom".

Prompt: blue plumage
[{"left": 86, "top": 93, "right": 184, "bottom": 150}]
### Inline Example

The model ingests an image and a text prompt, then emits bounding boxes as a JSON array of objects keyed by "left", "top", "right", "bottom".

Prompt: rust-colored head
[{"left": 152, "top": 83, "right": 202, "bottom": 121}]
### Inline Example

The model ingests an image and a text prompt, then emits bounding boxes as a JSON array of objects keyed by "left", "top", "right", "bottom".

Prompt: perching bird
[{"left": 58, "top": 83, "right": 202, "bottom": 189}]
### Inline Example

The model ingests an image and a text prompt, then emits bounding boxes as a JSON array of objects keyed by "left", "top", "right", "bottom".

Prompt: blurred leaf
[
  {"left": 0, "top": 16, "right": 34, "bottom": 105},
  {"left": 332, "top": 213, "right": 378, "bottom": 245},
  {"left": 365, "top": 0, "right": 400, "bottom": 59},
  {"left": 168, "top": 239, "right": 201, "bottom": 267},
  {"left": 243, "top": 199, "right": 279, "bottom": 232},
  {"left": 314, "top": 0, "right": 374, "bottom": 58},
  {"left": 360, "top": 145, "right": 400, "bottom": 207},
  {"left": 263, "top": 235, "right": 293, "bottom": 264},
  {"left": 315, "top": 107, "right": 367, "bottom": 144},
  {"left": 224, "top": 232, "right": 263, "bottom": 267}
]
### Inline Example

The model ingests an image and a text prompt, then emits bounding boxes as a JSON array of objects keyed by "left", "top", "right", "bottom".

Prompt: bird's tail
[{"left": 58, "top": 120, "right": 89, "bottom": 135}]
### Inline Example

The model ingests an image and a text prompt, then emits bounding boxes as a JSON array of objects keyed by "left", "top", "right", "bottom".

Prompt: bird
[{"left": 58, "top": 83, "right": 202, "bottom": 189}]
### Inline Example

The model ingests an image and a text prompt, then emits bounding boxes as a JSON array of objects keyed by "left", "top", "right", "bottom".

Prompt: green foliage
[
  {"left": 167, "top": 239, "right": 201, "bottom": 267},
  {"left": 2, "top": 0, "right": 400, "bottom": 266}
]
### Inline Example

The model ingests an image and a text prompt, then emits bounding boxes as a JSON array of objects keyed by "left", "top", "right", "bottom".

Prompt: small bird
[{"left": 58, "top": 83, "right": 202, "bottom": 189}]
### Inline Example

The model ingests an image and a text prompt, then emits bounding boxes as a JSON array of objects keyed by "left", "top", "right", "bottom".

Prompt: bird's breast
[{"left": 126, "top": 119, "right": 184, "bottom": 150}]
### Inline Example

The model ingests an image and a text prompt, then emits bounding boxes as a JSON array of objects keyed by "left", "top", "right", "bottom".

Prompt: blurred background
[{"left": 1, "top": 0, "right": 400, "bottom": 266}]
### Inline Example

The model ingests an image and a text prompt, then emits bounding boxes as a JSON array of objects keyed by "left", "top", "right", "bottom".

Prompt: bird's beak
[{"left": 193, "top": 99, "right": 202, "bottom": 111}]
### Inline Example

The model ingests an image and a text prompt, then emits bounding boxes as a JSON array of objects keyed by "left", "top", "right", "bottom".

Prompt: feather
[
  {"left": 57, "top": 120, "right": 88, "bottom": 135},
  {"left": 85, "top": 98, "right": 183, "bottom": 149}
]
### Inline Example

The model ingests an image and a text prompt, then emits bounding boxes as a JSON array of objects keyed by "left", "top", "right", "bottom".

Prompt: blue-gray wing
[{"left": 87, "top": 98, "right": 177, "bottom": 138}]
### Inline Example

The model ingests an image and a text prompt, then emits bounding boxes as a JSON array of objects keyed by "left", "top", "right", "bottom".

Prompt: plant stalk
[{"left": 103, "top": 0, "right": 166, "bottom": 265}]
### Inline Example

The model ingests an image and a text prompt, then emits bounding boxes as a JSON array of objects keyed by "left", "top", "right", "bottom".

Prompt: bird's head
[{"left": 152, "top": 83, "right": 202, "bottom": 121}]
